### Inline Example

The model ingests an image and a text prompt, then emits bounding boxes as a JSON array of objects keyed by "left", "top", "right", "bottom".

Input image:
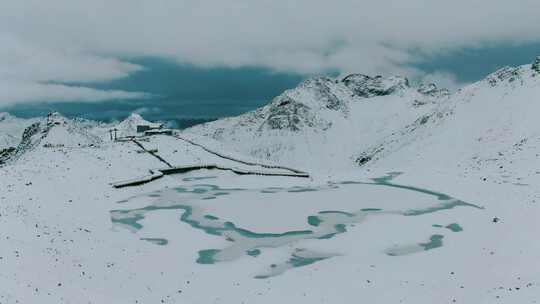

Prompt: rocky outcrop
[
  {"left": 0, "top": 122, "right": 42, "bottom": 165},
  {"left": 262, "top": 96, "right": 317, "bottom": 131},
  {"left": 259, "top": 77, "right": 348, "bottom": 132},
  {"left": 486, "top": 66, "right": 523, "bottom": 86},
  {"left": 18, "top": 122, "right": 44, "bottom": 154},
  {"left": 296, "top": 77, "right": 348, "bottom": 112},
  {"left": 417, "top": 83, "right": 450, "bottom": 98},
  {"left": 341, "top": 74, "right": 409, "bottom": 97},
  {"left": 532, "top": 56, "right": 540, "bottom": 73},
  {"left": 0, "top": 147, "right": 16, "bottom": 164}
]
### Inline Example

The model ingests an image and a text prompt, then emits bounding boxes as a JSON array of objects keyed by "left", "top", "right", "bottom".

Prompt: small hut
[{"left": 136, "top": 122, "right": 163, "bottom": 133}]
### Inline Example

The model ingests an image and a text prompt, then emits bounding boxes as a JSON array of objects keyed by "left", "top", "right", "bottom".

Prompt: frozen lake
[{"left": 111, "top": 172, "right": 483, "bottom": 279}]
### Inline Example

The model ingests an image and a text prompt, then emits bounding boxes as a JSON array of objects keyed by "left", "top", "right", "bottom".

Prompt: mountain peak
[
  {"left": 341, "top": 74, "right": 409, "bottom": 98},
  {"left": 484, "top": 56, "right": 540, "bottom": 87},
  {"left": 46, "top": 112, "right": 68, "bottom": 126},
  {"left": 260, "top": 77, "right": 345, "bottom": 132},
  {"left": 118, "top": 113, "right": 149, "bottom": 127},
  {"left": 115, "top": 113, "right": 160, "bottom": 136}
]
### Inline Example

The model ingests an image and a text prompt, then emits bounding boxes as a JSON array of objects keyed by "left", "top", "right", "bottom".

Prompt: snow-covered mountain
[
  {"left": 184, "top": 74, "right": 449, "bottom": 173},
  {"left": 3, "top": 56, "right": 539, "bottom": 179},
  {"left": 185, "top": 56, "right": 540, "bottom": 181},
  {"left": 1, "top": 56, "right": 540, "bottom": 304},
  {"left": 5, "top": 55, "right": 538, "bottom": 174}
]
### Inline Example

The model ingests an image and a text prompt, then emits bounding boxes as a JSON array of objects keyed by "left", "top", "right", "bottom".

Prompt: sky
[{"left": 1, "top": 0, "right": 540, "bottom": 123}]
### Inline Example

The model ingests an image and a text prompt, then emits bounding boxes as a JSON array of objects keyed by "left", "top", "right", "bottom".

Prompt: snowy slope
[{"left": 365, "top": 59, "right": 540, "bottom": 185}]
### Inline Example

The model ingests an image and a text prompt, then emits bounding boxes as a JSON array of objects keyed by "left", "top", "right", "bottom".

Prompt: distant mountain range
[{"left": 2, "top": 56, "right": 540, "bottom": 182}]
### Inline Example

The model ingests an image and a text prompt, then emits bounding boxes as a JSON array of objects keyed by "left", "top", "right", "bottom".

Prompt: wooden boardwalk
[
  {"left": 112, "top": 164, "right": 309, "bottom": 188},
  {"left": 112, "top": 170, "right": 164, "bottom": 188}
]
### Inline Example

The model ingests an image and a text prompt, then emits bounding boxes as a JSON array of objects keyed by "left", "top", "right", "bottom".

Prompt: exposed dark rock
[
  {"left": 259, "top": 77, "right": 345, "bottom": 132},
  {"left": 297, "top": 77, "right": 348, "bottom": 112},
  {"left": 22, "top": 122, "right": 42, "bottom": 141},
  {"left": 266, "top": 100, "right": 312, "bottom": 131},
  {"left": 263, "top": 97, "right": 315, "bottom": 132},
  {"left": 342, "top": 74, "right": 409, "bottom": 98},
  {"left": 1, "top": 122, "right": 43, "bottom": 165},
  {"left": 532, "top": 56, "right": 540, "bottom": 73},
  {"left": 356, "top": 155, "right": 372, "bottom": 166},
  {"left": 487, "top": 67, "right": 521, "bottom": 86},
  {"left": 417, "top": 83, "right": 450, "bottom": 97},
  {"left": 0, "top": 147, "right": 16, "bottom": 165}
]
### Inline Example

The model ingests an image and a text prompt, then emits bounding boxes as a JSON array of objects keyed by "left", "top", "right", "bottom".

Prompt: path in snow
[{"left": 111, "top": 134, "right": 310, "bottom": 188}]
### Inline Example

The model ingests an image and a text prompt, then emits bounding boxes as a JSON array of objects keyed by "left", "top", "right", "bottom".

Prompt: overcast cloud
[{"left": 1, "top": 0, "right": 540, "bottom": 106}]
